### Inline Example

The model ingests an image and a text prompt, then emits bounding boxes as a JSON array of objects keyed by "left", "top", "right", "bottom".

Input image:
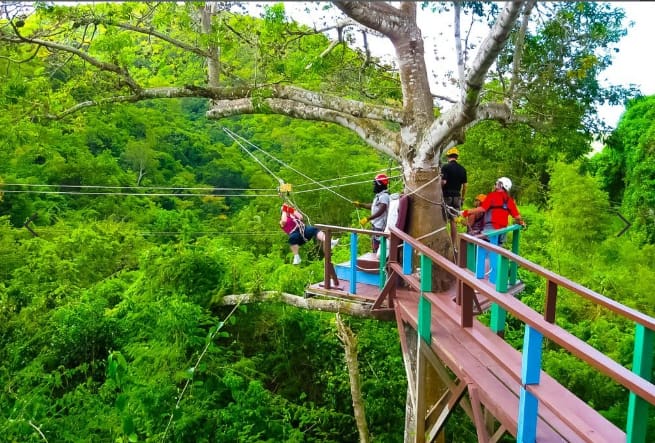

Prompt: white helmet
[{"left": 497, "top": 177, "right": 512, "bottom": 192}]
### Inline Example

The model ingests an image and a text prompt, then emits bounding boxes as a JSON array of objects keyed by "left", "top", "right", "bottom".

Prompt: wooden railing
[
  {"left": 316, "top": 224, "right": 390, "bottom": 294},
  {"left": 380, "top": 226, "right": 655, "bottom": 443}
]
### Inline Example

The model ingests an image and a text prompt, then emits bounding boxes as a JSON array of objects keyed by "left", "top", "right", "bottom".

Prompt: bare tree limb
[
  {"left": 508, "top": 0, "right": 537, "bottom": 103},
  {"left": 209, "top": 96, "right": 400, "bottom": 159},
  {"left": 1, "top": 34, "right": 142, "bottom": 92},
  {"left": 218, "top": 291, "right": 394, "bottom": 320},
  {"left": 420, "top": 1, "right": 526, "bottom": 162},
  {"left": 454, "top": 2, "right": 466, "bottom": 94},
  {"left": 332, "top": 1, "right": 409, "bottom": 41},
  {"left": 336, "top": 314, "right": 370, "bottom": 443}
]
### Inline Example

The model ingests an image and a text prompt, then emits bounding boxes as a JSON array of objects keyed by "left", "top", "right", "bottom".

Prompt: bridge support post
[
  {"left": 403, "top": 242, "right": 413, "bottom": 275},
  {"left": 627, "top": 324, "right": 654, "bottom": 443},
  {"left": 349, "top": 232, "right": 358, "bottom": 294},
  {"left": 517, "top": 325, "right": 543, "bottom": 443},
  {"left": 379, "top": 237, "right": 387, "bottom": 289}
]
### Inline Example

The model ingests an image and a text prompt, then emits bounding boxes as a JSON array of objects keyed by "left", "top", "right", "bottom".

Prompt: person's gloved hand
[
  {"left": 516, "top": 219, "right": 527, "bottom": 228},
  {"left": 353, "top": 200, "right": 362, "bottom": 208},
  {"left": 282, "top": 204, "right": 293, "bottom": 214},
  {"left": 460, "top": 210, "right": 470, "bottom": 217},
  {"left": 360, "top": 217, "right": 368, "bottom": 225}
]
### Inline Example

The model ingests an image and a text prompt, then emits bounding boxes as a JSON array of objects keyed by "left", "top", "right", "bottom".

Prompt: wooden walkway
[{"left": 310, "top": 224, "right": 655, "bottom": 442}]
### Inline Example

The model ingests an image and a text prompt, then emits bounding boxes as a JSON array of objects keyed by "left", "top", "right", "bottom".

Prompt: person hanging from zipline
[
  {"left": 280, "top": 203, "right": 338, "bottom": 265},
  {"left": 354, "top": 173, "right": 390, "bottom": 253}
]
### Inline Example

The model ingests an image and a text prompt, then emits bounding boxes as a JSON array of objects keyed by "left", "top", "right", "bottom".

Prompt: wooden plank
[
  {"left": 427, "top": 291, "right": 625, "bottom": 443},
  {"left": 395, "top": 293, "right": 568, "bottom": 442}
]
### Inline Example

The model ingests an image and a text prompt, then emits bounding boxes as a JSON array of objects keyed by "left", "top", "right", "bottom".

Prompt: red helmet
[{"left": 374, "top": 173, "right": 389, "bottom": 185}]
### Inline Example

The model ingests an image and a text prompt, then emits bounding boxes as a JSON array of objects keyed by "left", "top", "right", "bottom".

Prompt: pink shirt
[{"left": 281, "top": 213, "right": 301, "bottom": 234}]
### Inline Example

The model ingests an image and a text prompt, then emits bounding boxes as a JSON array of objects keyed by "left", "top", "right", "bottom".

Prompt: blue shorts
[{"left": 288, "top": 226, "right": 319, "bottom": 246}]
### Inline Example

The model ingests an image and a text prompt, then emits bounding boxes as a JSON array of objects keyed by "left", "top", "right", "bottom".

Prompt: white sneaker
[
  {"left": 330, "top": 238, "right": 339, "bottom": 248},
  {"left": 292, "top": 255, "right": 301, "bottom": 265}
]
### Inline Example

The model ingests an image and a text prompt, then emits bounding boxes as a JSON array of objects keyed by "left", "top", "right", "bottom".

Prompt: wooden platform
[
  {"left": 394, "top": 285, "right": 625, "bottom": 442},
  {"left": 306, "top": 280, "right": 380, "bottom": 304}
]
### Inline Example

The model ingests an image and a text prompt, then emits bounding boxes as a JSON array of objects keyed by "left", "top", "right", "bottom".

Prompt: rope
[
  {"left": 222, "top": 128, "right": 286, "bottom": 186},
  {"left": 0, "top": 189, "right": 279, "bottom": 197},
  {"left": 223, "top": 127, "right": 355, "bottom": 204},
  {"left": 0, "top": 183, "right": 271, "bottom": 191}
]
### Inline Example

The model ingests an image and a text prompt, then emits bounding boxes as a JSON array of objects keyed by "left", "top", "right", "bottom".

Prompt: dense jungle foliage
[{"left": 1, "top": 2, "right": 655, "bottom": 442}]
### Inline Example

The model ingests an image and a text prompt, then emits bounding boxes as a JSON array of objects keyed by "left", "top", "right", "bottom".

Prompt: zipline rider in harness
[
  {"left": 280, "top": 203, "right": 338, "bottom": 265},
  {"left": 460, "top": 177, "right": 526, "bottom": 245}
]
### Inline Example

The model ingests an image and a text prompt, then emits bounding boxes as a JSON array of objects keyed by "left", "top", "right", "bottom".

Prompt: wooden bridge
[{"left": 307, "top": 224, "right": 655, "bottom": 443}]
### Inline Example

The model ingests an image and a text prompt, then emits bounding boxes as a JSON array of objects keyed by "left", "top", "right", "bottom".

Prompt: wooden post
[
  {"left": 416, "top": 254, "right": 433, "bottom": 443},
  {"left": 389, "top": 230, "right": 399, "bottom": 263},
  {"left": 490, "top": 304, "right": 507, "bottom": 338},
  {"left": 544, "top": 281, "right": 557, "bottom": 324},
  {"left": 510, "top": 228, "right": 520, "bottom": 285},
  {"left": 496, "top": 255, "right": 509, "bottom": 293},
  {"left": 418, "top": 254, "right": 432, "bottom": 343},
  {"left": 402, "top": 242, "right": 413, "bottom": 275},
  {"left": 350, "top": 232, "right": 358, "bottom": 294},
  {"left": 475, "top": 244, "right": 486, "bottom": 279},
  {"left": 627, "top": 324, "right": 654, "bottom": 443},
  {"left": 488, "top": 235, "right": 499, "bottom": 284},
  {"left": 461, "top": 283, "right": 474, "bottom": 328},
  {"left": 491, "top": 240, "right": 508, "bottom": 337},
  {"left": 379, "top": 237, "right": 387, "bottom": 289},
  {"left": 324, "top": 230, "right": 332, "bottom": 290},
  {"left": 517, "top": 325, "right": 543, "bottom": 443}
]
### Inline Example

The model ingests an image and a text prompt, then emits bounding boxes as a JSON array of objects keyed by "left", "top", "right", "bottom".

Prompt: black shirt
[{"left": 441, "top": 160, "right": 467, "bottom": 197}]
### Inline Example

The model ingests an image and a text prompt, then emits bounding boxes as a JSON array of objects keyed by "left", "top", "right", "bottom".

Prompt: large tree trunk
[{"left": 404, "top": 168, "right": 455, "bottom": 291}]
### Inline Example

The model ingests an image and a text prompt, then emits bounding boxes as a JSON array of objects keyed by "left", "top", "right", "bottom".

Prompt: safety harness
[{"left": 483, "top": 194, "right": 510, "bottom": 227}]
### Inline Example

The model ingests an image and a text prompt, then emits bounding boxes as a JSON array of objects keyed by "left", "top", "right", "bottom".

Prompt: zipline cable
[
  {"left": 222, "top": 128, "right": 286, "bottom": 186},
  {"left": 0, "top": 183, "right": 271, "bottom": 192},
  {"left": 0, "top": 176, "right": 403, "bottom": 198},
  {"left": 0, "top": 189, "right": 280, "bottom": 197},
  {"left": 223, "top": 127, "right": 356, "bottom": 204}
]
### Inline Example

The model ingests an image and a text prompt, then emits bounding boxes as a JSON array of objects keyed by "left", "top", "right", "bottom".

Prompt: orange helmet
[
  {"left": 475, "top": 194, "right": 486, "bottom": 203},
  {"left": 374, "top": 173, "right": 389, "bottom": 186}
]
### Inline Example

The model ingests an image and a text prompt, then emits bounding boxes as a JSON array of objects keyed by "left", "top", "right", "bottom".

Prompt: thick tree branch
[
  {"left": 454, "top": 3, "right": 466, "bottom": 93},
  {"left": 469, "top": 102, "right": 536, "bottom": 127},
  {"left": 1, "top": 34, "right": 142, "bottom": 92},
  {"left": 420, "top": 1, "right": 525, "bottom": 162},
  {"left": 110, "top": 20, "right": 212, "bottom": 59},
  {"left": 332, "top": 1, "right": 409, "bottom": 41},
  {"left": 464, "top": 1, "right": 524, "bottom": 109},
  {"left": 208, "top": 96, "right": 400, "bottom": 159},
  {"left": 274, "top": 85, "right": 403, "bottom": 123},
  {"left": 218, "top": 291, "right": 394, "bottom": 320},
  {"left": 508, "top": 0, "right": 537, "bottom": 102}
]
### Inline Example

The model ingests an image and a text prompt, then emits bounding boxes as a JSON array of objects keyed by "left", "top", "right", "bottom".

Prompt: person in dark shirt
[{"left": 441, "top": 146, "right": 467, "bottom": 245}]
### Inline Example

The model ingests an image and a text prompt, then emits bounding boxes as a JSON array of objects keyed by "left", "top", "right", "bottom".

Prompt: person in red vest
[
  {"left": 280, "top": 203, "right": 338, "bottom": 265},
  {"left": 460, "top": 177, "right": 525, "bottom": 245}
]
